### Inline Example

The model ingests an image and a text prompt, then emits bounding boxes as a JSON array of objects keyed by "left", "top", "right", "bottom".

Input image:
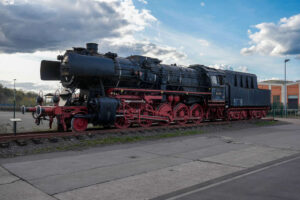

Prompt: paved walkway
[{"left": 0, "top": 118, "right": 300, "bottom": 200}]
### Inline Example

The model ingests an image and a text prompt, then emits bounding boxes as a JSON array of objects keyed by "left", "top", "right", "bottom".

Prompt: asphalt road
[
  {"left": 0, "top": 111, "right": 54, "bottom": 133},
  {"left": 155, "top": 154, "right": 300, "bottom": 200}
]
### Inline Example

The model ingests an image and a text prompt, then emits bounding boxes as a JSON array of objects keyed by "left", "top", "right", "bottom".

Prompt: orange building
[{"left": 258, "top": 80, "right": 300, "bottom": 109}]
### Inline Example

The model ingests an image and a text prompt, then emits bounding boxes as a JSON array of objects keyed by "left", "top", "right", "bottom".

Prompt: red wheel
[
  {"left": 229, "top": 111, "right": 234, "bottom": 120},
  {"left": 256, "top": 111, "right": 262, "bottom": 119},
  {"left": 157, "top": 103, "right": 173, "bottom": 126},
  {"left": 174, "top": 103, "right": 189, "bottom": 125},
  {"left": 115, "top": 117, "right": 130, "bottom": 129},
  {"left": 71, "top": 117, "right": 88, "bottom": 132},
  {"left": 190, "top": 104, "right": 204, "bottom": 124},
  {"left": 262, "top": 110, "right": 267, "bottom": 117},
  {"left": 217, "top": 108, "right": 225, "bottom": 119},
  {"left": 139, "top": 104, "right": 153, "bottom": 127},
  {"left": 250, "top": 110, "right": 257, "bottom": 119},
  {"left": 227, "top": 111, "right": 239, "bottom": 120},
  {"left": 115, "top": 103, "right": 132, "bottom": 129},
  {"left": 234, "top": 111, "right": 240, "bottom": 120},
  {"left": 227, "top": 111, "right": 233, "bottom": 121},
  {"left": 253, "top": 111, "right": 256, "bottom": 119},
  {"left": 241, "top": 111, "right": 247, "bottom": 120}
]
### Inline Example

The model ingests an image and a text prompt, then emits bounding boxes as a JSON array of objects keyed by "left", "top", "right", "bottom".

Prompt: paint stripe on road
[{"left": 152, "top": 152, "right": 300, "bottom": 200}]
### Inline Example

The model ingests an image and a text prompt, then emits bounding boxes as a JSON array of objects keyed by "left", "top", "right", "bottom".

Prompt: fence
[
  {"left": 268, "top": 102, "right": 300, "bottom": 118},
  {"left": 0, "top": 104, "right": 14, "bottom": 112},
  {"left": 268, "top": 109, "right": 300, "bottom": 118},
  {"left": 0, "top": 104, "right": 34, "bottom": 112}
]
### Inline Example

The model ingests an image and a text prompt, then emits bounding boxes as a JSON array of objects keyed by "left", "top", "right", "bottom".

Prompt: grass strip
[
  {"left": 255, "top": 120, "right": 277, "bottom": 126},
  {"left": 31, "top": 129, "right": 205, "bottom": 153}
]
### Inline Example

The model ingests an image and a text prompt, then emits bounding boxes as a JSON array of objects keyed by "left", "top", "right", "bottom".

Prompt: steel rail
[{"left": 0, "top": 118, "right": 274, "bottom": 143}]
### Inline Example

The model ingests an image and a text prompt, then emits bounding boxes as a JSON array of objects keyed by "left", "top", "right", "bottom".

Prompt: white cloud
[
  {"left": 237, "top": 66, "right": 248, "bottom": 72},
  {"left": 257, "top": 77, "right": 281, "bottom": 82},
  {"left": 200, "top": 2, "right": 205, "bottom": 7},
  {"left": 197, "top": 39, "right": 210, "bottom": 46},
  {"left": 271, "top": 77, "right": 280, "bottom": 80},
  {"left": 138, "top": 0, "right": 147, "bottom": 4},
  {"left": 0, "top": 0, "right": 156, "bottom": 53},
  {"left": 209, "top": 64, "right": 233, "bottom": 71},
  {"left": 0, "top": 80, "right": 59, "bottom": 93},
  {"left": 1, "top": 0, "right": 13, "bottom": 5},
  {"left": 209, "top": 64, "right": 248, "bottom": 73},
  {"left": 0, "top": 0, "right": 188, "bottom": 91},
  {"left": 241, "top": 14, "right": 300, "bottom": 56},
  {"left": 0, "top": 0, "right": 187, "bottom": 62},
  {"left": 0, "top": 50, "right": 60, "bottom": 83},
  {"left": 101, "top": 36, "right": 186, "bottom": 64}
]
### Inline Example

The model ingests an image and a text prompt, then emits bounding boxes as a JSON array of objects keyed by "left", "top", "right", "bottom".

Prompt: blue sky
[
  {"left": 136, "top": 0, "right": 300, "bottom": 80},
  {"left": 142, "top": 0, "right": 300, "bottom": 44},
  {"left": 0, "top": 0, "right": 300, "bottom": 91}
]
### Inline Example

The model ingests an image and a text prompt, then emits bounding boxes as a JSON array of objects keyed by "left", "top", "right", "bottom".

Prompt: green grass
[
  {"left": 31, "top": 129, "right": 204, "bottom": 154},
  {"left": 255, "top": 120, "right": 277, "bottom": 126}
]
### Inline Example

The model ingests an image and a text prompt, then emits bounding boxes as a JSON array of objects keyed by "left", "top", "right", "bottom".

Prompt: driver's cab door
[{"left": 210, "top": 75, "right": 225, "bottom": 101}]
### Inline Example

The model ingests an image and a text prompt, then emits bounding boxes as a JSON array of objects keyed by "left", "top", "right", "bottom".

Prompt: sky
[{"left": 0, "top": 0, "right": 300, "bottom": 92}]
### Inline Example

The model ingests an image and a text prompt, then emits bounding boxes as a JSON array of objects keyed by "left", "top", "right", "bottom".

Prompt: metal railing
[
  {"left": 268, "top": 102, "right": 300, "bottom": 118},
  {"left": 269, "top": 108, "right": 300, "bottom": 118}
]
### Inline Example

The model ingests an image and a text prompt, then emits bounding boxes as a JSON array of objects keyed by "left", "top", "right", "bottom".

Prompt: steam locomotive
[{"left": 22, "top": 43, "right": 270, "bottom": 132}]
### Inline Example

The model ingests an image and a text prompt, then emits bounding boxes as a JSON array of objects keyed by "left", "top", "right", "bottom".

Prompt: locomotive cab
[
  {"left": 198, "top": 66, "right": 226, "bottom": 102},
  {"left": 210, "top": 74, "right": 225, "bottom": 102}
]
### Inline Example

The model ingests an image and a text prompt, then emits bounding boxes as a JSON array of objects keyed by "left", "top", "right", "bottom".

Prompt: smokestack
[{"left": 86, "top": 43, "right": 98, "bottom": 53}]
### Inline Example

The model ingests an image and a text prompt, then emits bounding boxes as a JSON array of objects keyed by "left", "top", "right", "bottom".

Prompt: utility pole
[{"left": 284, "top": 59, "right": 290, "bottom": 118}]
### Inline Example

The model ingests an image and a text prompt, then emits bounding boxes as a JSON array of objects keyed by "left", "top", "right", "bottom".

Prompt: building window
[
  {"left": 273, "top": 95, "right": 280, "bottom": 103},
  {"left": 288, "top": 95, "right": 298, "bottom": 109}
]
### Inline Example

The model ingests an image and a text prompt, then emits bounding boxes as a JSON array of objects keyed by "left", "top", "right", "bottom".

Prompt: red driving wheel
[
  {"left": 139, "top": 104, "right": 153, "bottom": 127},
  {"left": 190, "top": 104, "right": 204, "bottom": 124},
  {"left": 157, "top": 103, "right": 173, "bottom": 126},
  {"left": 71, "top": 117, "right": 88, "bottom": 132},
  {"left": 115, "top": 117, "right": 130, "bottom": 129},
  {"left": 114, "top": 103, "right": 131, "bottom": 129},
  {"left": 174, "top": 103, "right": 189, "bottom": 125}
]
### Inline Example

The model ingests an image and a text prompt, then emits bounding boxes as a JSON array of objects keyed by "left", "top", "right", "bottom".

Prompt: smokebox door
[{"left": 40, "top": 60, "right": 61, "bottom": 80}]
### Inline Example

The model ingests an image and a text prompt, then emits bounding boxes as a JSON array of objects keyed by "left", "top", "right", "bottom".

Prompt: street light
[
  {"left": 284, "top": 59, "right": 290, "bottom": 118},
  {"left": 13, "top": 79, "right": 16, "bottom": 134}
]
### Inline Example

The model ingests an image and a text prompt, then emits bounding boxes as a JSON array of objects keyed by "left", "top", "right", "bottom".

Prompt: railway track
[{"left": 0, "top": 118, "right": 274, "bottom": 147}]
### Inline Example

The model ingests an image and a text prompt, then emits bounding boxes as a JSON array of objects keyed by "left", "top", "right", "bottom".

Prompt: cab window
[{"left": 211, "top": 76, "right": 218, "bottom": 85}]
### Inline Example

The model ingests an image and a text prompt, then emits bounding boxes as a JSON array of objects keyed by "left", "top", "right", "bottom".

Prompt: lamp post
[
  {"left": 13, "top": 79, "right": 16, "bottom": 134},
  {"left": 284, "top": 59, "right": 290, "bottom": 118}
]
